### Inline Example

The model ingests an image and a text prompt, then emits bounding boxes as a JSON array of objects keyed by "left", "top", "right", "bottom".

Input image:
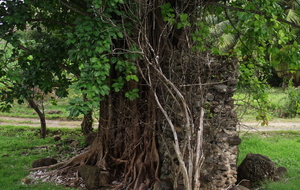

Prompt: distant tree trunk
[
  {"left": 80, "top": 93, "right": 93, "bottom": 135},
  {"left": 81, "top": 110, "right": 93, "bottom": 135},
  {"left": 26, "top": 98, "right": 46, "bottom": 138},
  {"left": 81, "top": 93, "right": 93, "bottom": 135}
]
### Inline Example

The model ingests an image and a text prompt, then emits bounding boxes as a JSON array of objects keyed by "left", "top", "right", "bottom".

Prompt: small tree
[{"left": 0, "top": 30, "right": 71, "bottom": 138}]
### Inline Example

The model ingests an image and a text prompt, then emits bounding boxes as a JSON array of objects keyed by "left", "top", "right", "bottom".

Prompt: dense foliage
[{"left": 1, "top": 1, "right": 300, "bottom": 122}]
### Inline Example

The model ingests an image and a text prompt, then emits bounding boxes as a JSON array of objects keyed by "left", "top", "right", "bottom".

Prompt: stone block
[
  {"left": 79, "top": 164, "right": 110, "bottom": 189},
  {"left": 32, "top": 157, "right": 57, "bottom": 168}
]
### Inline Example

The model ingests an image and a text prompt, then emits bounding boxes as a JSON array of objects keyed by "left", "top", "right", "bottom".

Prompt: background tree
[
  {"left": 1, "top": 0, "right": 300, "bottom": 189},
  {"left": 0, "top": 10, "right": 94, "bottom": 136},
  {"left": 0, "top": 30, "right": 71, "bottom": 138}
]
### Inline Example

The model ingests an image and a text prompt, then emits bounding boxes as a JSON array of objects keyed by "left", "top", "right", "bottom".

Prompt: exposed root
[{"left": 29, "top": 149, "right": 91, "bottom": 171}]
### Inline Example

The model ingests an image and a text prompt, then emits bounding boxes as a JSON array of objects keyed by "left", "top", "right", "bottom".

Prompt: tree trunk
[
  {"left": 94, "top": 79, "right": 160, "bottom": 189},
  {"left": 42, "top": 1, "right": 240, "bottom": 189},
  {"left": 80, "top": 93, "right": 94, "bottom": 135},
  {"left": 26, "top": 98, "right": 47, "bottom": 138},
  {"left": 81, "top": 110, "right": 93, "bottom": 135},
  {"left": 75, "top": 1, "right": 240, "bottom": 189}
]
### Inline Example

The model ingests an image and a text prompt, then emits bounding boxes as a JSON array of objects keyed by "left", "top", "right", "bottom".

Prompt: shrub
[{"left": 280, "top": 86, "right": 300, "bottom": 118}]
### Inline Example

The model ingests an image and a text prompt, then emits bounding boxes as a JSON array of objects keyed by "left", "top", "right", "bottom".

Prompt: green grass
[
  {"left": 1, "top": 87, "right": 300, "bottom": 189},
  {"left": 0, "top": 97, "right": 82, "bottom": 120},
  {"left": 238, "top": 131, "right": 300, "bottom": 189},
  {"left": 1, "top": 125, "right": 299, "bottom": 190},
  {"left": 0, "top": 125, "right": 84, "bottom": 190}
]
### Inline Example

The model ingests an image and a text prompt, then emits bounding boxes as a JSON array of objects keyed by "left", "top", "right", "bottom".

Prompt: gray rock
[
  {"left": 227, "top": 78, "right": 239, "bottom": 86},
  {"left": 238, "top": 153, "right": 276, "bottom": 187},
  {"left": 47, "top": 110, "right": 62, "bottom": 114},
  {"left": 227, "top": 136, "right": 241, "bottom": 145},
  {"left": 206, "top": 93, "right": 215, "bottom": 101},
  {"left": 78, "top": 164, "right": 110, "bottom": 189},
  {"left": 152, "top": 180, "right": 172, "bottom": 190},
  {"left": 213, "top": 84, "right": 227, "bottom": 93},
  {"left": 32, "top": 157, "right": 57, "bottom": 168}
]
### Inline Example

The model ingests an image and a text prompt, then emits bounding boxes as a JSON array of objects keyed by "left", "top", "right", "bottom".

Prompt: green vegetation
[
  {"left": 1, "top": 125, "right": 299, "bottom": 190},
  {"left": 0, "top": 93, "right": 84, "bottom": 124},
  {"left": 0, "top": 125, "right": 83, "bottom": 190},
  {"left": 234, "top": 87, "right": 300, "bottom": 122},
  {"left": 238, "top": 131, "right": 300, "bottom": 189},
  {"left": 0, "top": 98, "right": 70, "bottom": 119}
]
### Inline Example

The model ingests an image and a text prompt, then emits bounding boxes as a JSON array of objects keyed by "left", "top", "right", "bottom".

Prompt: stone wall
[
  {"left": 201, "top": 77, "right": 240, "bottom": 189},
  {"left": 158, "top": 56, "right": 240, "bottom": 189}
]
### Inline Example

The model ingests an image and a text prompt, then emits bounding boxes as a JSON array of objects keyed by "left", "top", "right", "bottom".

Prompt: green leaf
[
  {"left": 177, "top": 22, "right": 183, "bottom": 29},
  {"left": 117, "top": 32, "right": 123, "bottom": 38},
  {"left": 180, "top": 13, "right": 188, "bottom": 21},
  {"left": 125, "top": 75, "right": 139, "bottom": 82},
  {"left": 112, "top": 77, "right": 125, "bottom": 92},
  {"left": 125, "top": 88, "right": 139, "bottom": 101},
  {"left": 27, "top": 55, "right": 33, "bottom": 60}
]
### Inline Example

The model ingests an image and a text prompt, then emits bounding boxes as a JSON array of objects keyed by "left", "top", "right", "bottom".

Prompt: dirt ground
[
  {"left": 1, "top": 116, "right": 300, "bottom": 131},
  {"left": 240, "top": 120, "right": 300, "bottom": 131},
  {"left": 0, "top": 116, "right": 83, "bottom": 128}
]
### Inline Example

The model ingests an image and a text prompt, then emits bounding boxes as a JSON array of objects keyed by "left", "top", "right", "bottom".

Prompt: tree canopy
[{"left": 1, "top": 0, "right": 300, "bottom": 121}]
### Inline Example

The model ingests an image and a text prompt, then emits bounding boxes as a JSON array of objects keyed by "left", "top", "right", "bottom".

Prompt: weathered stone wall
[
  {"left": 158, "top": 56, "right": 240, "bottom": 189},
  {"left": 201, "top": 78, "right": 240, "bottom": 189}
]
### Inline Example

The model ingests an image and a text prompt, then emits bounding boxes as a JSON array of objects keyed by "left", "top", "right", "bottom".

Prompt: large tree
[{"left": 1, "top": 0, "right": 300, "bottom": 189}]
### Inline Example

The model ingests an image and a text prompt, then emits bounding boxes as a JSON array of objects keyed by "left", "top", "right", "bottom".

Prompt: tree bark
[
  {"left": 33, "top": 1, "right": 240, "bottom": 189},
  {"left": 26, "top": 98, "right": 46, "bottom": 138},
  {"left": 81, "top": 110, "right": 93, "bottom": 135}
]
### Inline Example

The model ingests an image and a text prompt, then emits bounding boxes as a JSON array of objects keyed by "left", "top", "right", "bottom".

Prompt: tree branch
[
  {"left": 210, "top": 2, "right": 300, "bottom": 29},
  {"left": 18, "top": 44, "right": 30, "bottom": 51},
  {"left": 59, "top": 0, "right": 90, "bottom": 17},
  {"left": 28, "top": 18, "right": 76, "bottom": 27}
]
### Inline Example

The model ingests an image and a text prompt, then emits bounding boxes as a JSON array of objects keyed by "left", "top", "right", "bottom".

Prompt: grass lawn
[
  {"left": 0, "top": 125, "right": 84, "bottom": 190},
  {"left": 1, "top": 125, "right": 299, "bottom": 189},
  {"left": 1, "top": 87, "right": 300, "bottom": 189},
  {"left": 238, "top": 131, "right": 300, "bottom": 189},
  {"left": 0, "top": 98, "right": 71, "bottom": 119}
]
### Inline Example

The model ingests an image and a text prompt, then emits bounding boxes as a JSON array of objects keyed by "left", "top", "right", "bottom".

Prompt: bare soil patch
[
  {"left": 240, "top": 120, "right": 300, "bottom": 131},
  {"left": 0, "top": 116, "right": 82, "bottom": 128},
  {"left": 1, "top": 116, "right": 299, "bottom": 131}
]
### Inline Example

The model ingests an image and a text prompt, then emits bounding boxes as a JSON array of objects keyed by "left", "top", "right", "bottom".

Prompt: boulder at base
[
  {"left": 32, "top": 157, "right": 57, "bottom": 168},
  {"left": 237, "top": 153, "right": 276, "bottom": 187},
  {"left": 78, "top": 164, "right": 110, "bottom": 189}
]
